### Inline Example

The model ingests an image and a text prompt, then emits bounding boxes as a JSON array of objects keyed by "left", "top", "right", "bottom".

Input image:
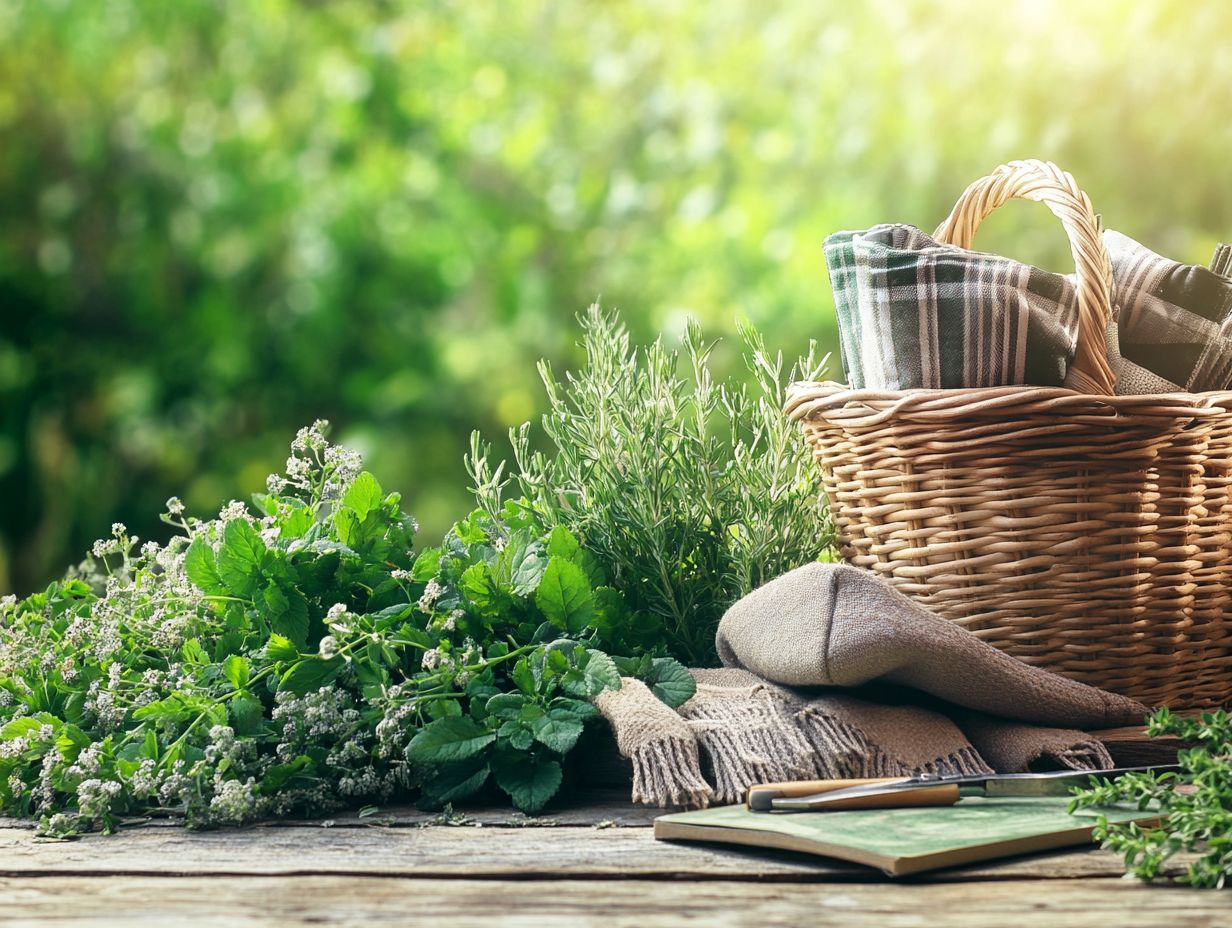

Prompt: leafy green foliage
[
  {"left": 470, "top": 307, "right": 834, "bottom": 665},
  {"left": 0, "top": 424, "right": 693, "bottom": 834},
  {"left": 1069, "top": 708, "right": 1232, "bottom": 889}
]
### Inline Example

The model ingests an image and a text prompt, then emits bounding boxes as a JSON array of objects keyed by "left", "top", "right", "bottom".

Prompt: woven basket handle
[{"left": 933, "top": 159, "right": 1116, "bottom": 396}]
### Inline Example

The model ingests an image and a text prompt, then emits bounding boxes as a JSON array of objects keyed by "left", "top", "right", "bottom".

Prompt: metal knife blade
[{"left": 768, "top": 764, "right": 1178, "bottom": 811}]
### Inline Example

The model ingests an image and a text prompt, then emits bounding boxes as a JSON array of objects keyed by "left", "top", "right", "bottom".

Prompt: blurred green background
[{"left": 3, "top": 0, "right": 1231, "bottom": 594}]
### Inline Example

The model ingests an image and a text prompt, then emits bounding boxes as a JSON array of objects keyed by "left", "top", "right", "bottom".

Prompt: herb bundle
[
  {"left": 1069, "top": 708, "right": 1232, "bottom": 888},
  {"left": 0, "top": 422, "right": 691, "bottom": 834},
  {"left": 470, "top": 305, "right": 833, "bottom": 666}
]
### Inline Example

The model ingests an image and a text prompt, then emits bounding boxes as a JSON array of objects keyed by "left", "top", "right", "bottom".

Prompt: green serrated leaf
[
  {"left": 642, "top": 657, "right": 696, "bottom": 708},
  {"left": 485, "top": 692, "right": 526, "bottom": 720},
  {"left": 260, "top": 755, "right": 313, "bottom": 794},
  {"left": 264, "top": 583, "right": 309, "bottom": 647},
  {"left": 530, "top": 714, "right": 584, "bottom": 754},
  {"left": 583, "top": 650, "right": 621, "bottom": 691},
  {"left": 411, "top": 547, "right": 443, "bottom": 582},
  {"left": 545, "top": 525, "right": 580, "bottom": 561},
  {"left": 535, "top": 557, "right": 594, "bottom": 633},
  {"left": 181, "top": 638, "right": 208, "bottom": 665},
  {"left": 548, "top": 697, "right": 598, "bottom": 722},
  {"left": 406, "top": 716, "right": 496, "bottom": 764},
  {"left": 511, "top": 658, "right": 537, "bottom": 695},
  {"left": 461, "top": 562, "right": 497, "bottom": 611},
  {"left": 217, "top": 519, "right": 266, "bottom": 597},
  {"left": 334, "top": 507, "right": 362, "bottom": 548},
  {"left": 499, "top": 720, "right": 535, "bottom": 751},
  {"left": 504, "top": 537, "right": 547, "bottom": 597},
  {"left": 342, "top": 472, "right": 383, "bottom": 522},
  {"left": 279, "top": 657, "right": 343, "bottom": 696},
  {"left": 228, "top": 695, "right": 264, "bottom": 734},
  {"left": 222, "top": 654, "right": 250, "bottom": 690},
  {"left": 494, "top": 755, "right": 563, "bottom": 814},
  {"left": 184, "top": 537, "right": 226, "bottom": 596},
  {"left": 279, "top": 503, "right": 315, "bottom": 540},
  {"left": 265, "top": 633, "right": 299, "bottom": 663}
]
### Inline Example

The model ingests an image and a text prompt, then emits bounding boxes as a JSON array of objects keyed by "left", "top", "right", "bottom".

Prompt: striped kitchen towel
[{"left": 826, "top": 224, "right": 1232, "bottom": 394}]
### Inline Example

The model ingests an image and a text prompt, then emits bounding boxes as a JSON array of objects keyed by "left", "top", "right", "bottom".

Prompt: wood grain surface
[{"left": 0, "top": 738, "right": 1213, "bottom": 927}]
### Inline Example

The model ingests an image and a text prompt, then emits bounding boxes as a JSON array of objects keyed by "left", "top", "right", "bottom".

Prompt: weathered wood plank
[
  {"left": 0, "top": 819, "right": 1163, "bottom": 882},
  {"left": 0, "top": 875, "right": 1221, "bottom": 928}
]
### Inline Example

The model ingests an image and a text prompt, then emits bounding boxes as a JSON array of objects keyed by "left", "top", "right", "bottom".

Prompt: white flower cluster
[{"left": 416, "top": 579, "right": 443, "bottom": 614}]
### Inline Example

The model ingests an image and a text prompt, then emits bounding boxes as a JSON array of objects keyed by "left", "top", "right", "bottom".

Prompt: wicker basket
[{"left": 786, "top": 160, "right": 1232, "bottom": 710}]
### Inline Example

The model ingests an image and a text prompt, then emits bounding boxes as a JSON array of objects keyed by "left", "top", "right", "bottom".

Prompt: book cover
[{"left": 654, "top": 796, "right": 1159, "bottom": 876}]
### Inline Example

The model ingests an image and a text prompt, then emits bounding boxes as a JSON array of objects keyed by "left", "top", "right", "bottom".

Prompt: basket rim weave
[{"left": 786, "top": 380, "right": 1232, "bottom": 428}]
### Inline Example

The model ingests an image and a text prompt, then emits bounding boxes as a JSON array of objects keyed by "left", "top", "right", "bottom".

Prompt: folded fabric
[
  {"left": 1105, "top": 231, "right": 1232, "bottom": 393},
  {"left": 826, "top": 224, "right": 1232, "bottom": 394},
  {"left": 595, "top": 563, "right": 1147, "bottom": 807}
]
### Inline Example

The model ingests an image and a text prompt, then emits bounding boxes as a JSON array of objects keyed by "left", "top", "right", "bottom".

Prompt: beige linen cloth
[{"left": 595, "top": 562, "right": 1148, "bottom": 808}]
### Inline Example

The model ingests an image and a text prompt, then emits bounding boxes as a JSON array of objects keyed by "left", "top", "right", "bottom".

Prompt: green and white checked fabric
[{"left": 826, "top": 224, "right": 1232, "bottom": 394}]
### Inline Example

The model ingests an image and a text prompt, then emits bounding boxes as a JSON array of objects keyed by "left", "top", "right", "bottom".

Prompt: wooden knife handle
[{"left": 745, "top": 777, "right": 961, "bottom": 811}]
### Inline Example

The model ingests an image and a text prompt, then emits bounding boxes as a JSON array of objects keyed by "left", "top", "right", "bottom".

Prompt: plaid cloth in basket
[{"left": 826, "top": 224, "right": 1232, "bottom": 394}]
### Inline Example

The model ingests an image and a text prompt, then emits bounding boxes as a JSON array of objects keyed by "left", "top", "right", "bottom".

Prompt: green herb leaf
[
  {"left": 184, "top": 537, "right": 226, "bottom": 596},
  {"left": 411, "top": 547, "right": 443, "bottom": 582},
  {"left": 279, "top": 657, "right": 343, "bottom": 695},
  {"left": 494, "top": 754, "right": 562, "bottom": 814},
  {"left": 228, "top": 695, "right": 264, "bottom": 734},
  {"left": 264, "top": 633, "right": 299, "bottom": 663},
  {"left": 407, "top": 716, "right": 496, "bottom": 764},
  {"left": 217, "top": 519, "right": 266, "bottom": 597},
  {"left": 222, "top": 654, "right": 250, "bottom": 690},
  {"left": 342, "top": 472, "right": 383, "bottom": 522},
  {"left": 641, "top": 657, "right": 695, "bottom": 708},
  {"left": 264, "top": 583, "right": 309, "bottom": 647},
  {"left": 530, "top": 714, "right": 584, "bottom": 754},
  {"left": 535, "top": 557, "right": 593, "bottom": 633}
]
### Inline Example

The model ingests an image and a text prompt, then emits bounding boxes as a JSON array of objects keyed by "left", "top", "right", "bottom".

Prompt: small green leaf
[
  {"left": 265, "top": 633, "right": 299, "bottom": 662},
  {"left": 535, "top": 557, "right": 594, "bottom": 633},
  {"left": 548, "top": 697, "right": 598, "bottom": 722},
  {"left": 222, "top": 655, "right": 250, "bottom": 690},
  {"left": 499, "top": 720, "right": 534, "bottom": 751},
  {"left": 505, "top": 538, "right": 547, "bottom": 597},
  {"left": 530, "top": 715, "right": 584, "bottom": 754},
  {"left": 511, "top": 658, "right": 537, "bottom": 695},
  {"left": 279, "top": 657, "right": 343, "bottom": 695},
  {"left": 184, "top": 537, "right": 226, "bottom": 596},
  {"left": 545, "top": 525, "right": 580, "bottom": 561},
  {"left": 342, "top": 472, "right": 383, "bottom": 522},
  {"left": 279, "top": 503, "right": 315, "bottom": 540},
  {"left": 642, "top": 657, "right": 696, "bottom": 708},
  {"left": 584, "top": 650, "right": 621, "bottom": 692},
  {"left": 229, "top": 695, "right": 264, "bottom": 734},
  {"left": 218, "top": 519, "right": 266, "bottom": 597},
  {"left": 461, "top": 562, "right": 497, "bottom": 611},
  {"left": 452, "top": 515, "right": 488, "bottom": 546},
  {"left": 408, "top": 717, "right": 496, "bottom": 764},
  {"left": 494, "top": 755, "right": 562, "bottom": 813},
  {"left": 264, "top": 583, "right": 309, "bottom": 647},
  {"left": 411, "top": 547, "right": 443, "bottom": 582},
  {"left": 485, "top": 692, "right": 526, "bottom": 720}
]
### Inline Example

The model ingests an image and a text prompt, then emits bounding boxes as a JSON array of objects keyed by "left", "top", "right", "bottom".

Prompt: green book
[{"left": 654, "top": 797, "right": 1159, "bottom": 876}]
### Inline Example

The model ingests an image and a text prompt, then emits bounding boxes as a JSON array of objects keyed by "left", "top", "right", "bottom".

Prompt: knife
[{"left": 745, "top": 765, "right": 1180, "bottom": 812}]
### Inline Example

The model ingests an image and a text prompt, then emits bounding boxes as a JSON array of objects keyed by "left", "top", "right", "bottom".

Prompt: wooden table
[{"left": 0, "top": 783, "right": 1223, "bottom": 928}]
